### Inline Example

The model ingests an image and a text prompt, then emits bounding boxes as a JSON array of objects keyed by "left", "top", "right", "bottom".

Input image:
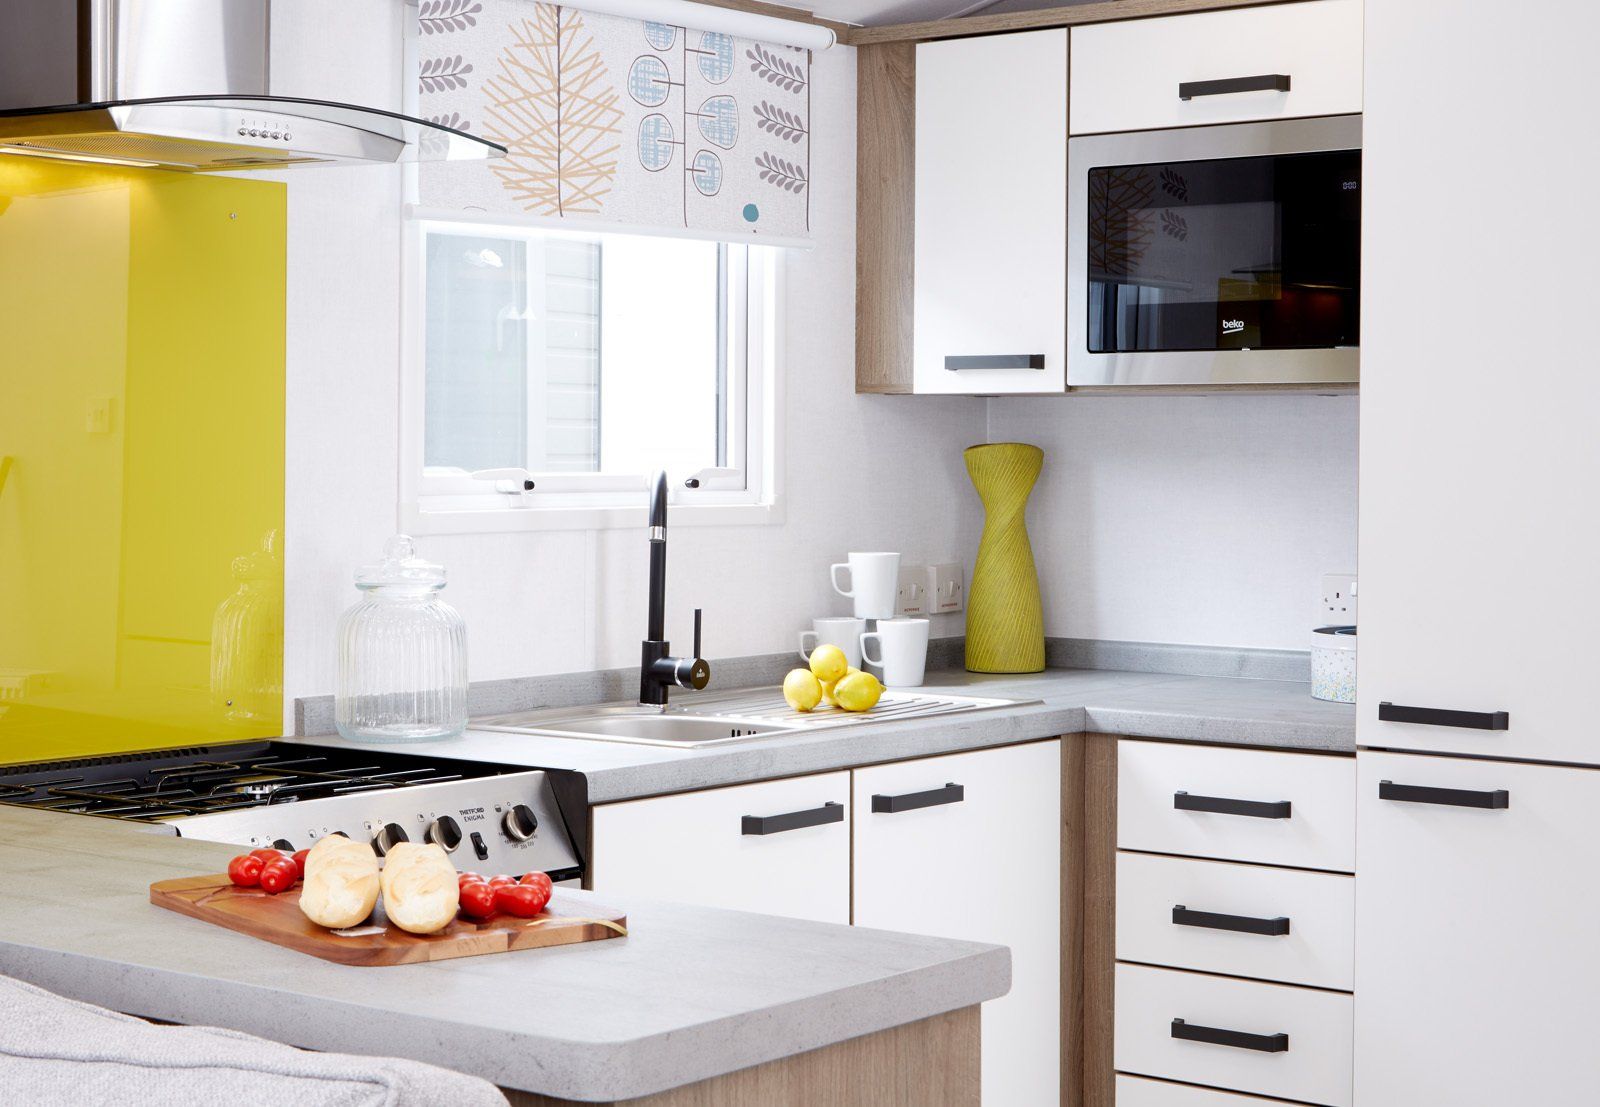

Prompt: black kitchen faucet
[{"left": 638, "top": 470, "right": 710, "bottom": 707}]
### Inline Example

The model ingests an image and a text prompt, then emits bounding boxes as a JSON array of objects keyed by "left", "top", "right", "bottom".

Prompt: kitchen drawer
[
  {"left": 1116, "top": 963, "right": 1353, "bottom": 1107},
  {"left": 1070, "top": 0, "right": 1362, "bottom": 135},
  {"left": 1118, "top": 741, "right": 1355, "bottom": 872},
  {"left": 1116, "top": 1073, "right": 1302, "bottom": 1106},
  {"left": 1117, "top": 852, "right": 1353, "bottom": 990},
  {"left": 590, "top": 772, "right": 850, "bottom": 924}
]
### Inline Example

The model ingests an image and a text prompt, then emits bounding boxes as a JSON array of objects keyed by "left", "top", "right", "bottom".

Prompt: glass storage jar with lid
[{"left": 335, "top": 535, "right": 468, "bottom": 742}]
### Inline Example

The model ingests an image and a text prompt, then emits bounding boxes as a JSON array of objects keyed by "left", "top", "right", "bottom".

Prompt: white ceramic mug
[
  {"left": 800, "top": 617, "right": 867, "bottom": 670},
  {"left": 859, "top": 617, "right": 930, "bottom": 688},
  {"left": 830, "top": 552, "right": 901, "bottom": 621}
]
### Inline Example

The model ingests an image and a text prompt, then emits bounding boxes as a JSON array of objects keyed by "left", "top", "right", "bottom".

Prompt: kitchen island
[{"left": 0, "top": 806, "right": 1007, "bottom": 1104}]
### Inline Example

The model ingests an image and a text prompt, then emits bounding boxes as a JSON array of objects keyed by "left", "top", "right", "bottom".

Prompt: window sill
[{"left": 400, "top": 499, "right": 785, "bottom": 535}]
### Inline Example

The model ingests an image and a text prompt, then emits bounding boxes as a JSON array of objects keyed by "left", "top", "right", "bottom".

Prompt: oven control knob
[
  {"left": 271, "top": 838, "right": 294, "bottom": 852},
  {"left": 502, "top": 804, "right": 539, "bottom": 842},
  {"left": 425, "top": 815, "right": 462, "bottom": 852},
  {"left": 371, "top": 822, "right": 409, "bottom": 856}
]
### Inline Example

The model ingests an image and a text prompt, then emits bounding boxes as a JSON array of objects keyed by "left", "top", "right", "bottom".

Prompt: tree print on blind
[
  {"left": 482, "top": 6, "right": 623, "bottom": 217},
  {"left": 1087, "top": 166, "right": 1156, "bottom": 280}
]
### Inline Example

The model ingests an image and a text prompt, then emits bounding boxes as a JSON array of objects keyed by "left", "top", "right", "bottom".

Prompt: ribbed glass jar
[{"left": 334, "top": 536, "right": 468, "bottom": 742}]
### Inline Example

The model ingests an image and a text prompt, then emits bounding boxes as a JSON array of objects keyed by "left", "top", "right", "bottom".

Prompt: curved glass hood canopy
[{"left": 0, "top": 1, "right": 505, "bottom": 172}]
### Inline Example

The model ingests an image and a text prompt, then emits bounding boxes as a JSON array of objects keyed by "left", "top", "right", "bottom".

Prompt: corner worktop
[
  {"left": 300, "top": 666, "right": 1355, "bottom": 805},
  {"left": 0, "top": 806, "right": 1008, "bottom": 1102}
]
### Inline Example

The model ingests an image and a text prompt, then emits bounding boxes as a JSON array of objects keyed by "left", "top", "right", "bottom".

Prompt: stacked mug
[{"left": 798, "top": 552, "right": 930, "bottom": 688}]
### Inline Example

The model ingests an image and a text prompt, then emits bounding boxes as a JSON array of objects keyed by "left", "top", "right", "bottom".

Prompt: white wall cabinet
[
  {"left": 1070, "top": 0, "right": 1362, "bottom": 135},
  {"left": 853, "top": 740, "right": 1061, "bottom": 1106},
  {"left": 912, "top": 29, "right": 1066, "bottom": 394},
  {"left": 589, "top": 772, "right": 851, "bottom": 924},
  {"left": 1356, "top": 751, "right": 1600, "bottom": 1104}
]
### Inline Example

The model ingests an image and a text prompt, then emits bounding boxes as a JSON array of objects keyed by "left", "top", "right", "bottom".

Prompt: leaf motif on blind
[
  {"left": 754, "top": 101, "right": 806, "bottom": 144},
  {"left": 428, "top": 111, "right": 471, "bottom": 132},
  {"left": 746, "top": 44, "right": 806, "bottom": 93},
  {"left": 419, "top": 0, "right": 482, "bottom": 35},
  {"left": 1160, "top": 210, "right": 1189, "bottom": 241},
  {"left": 1159, "top": 167, "right": 1189, "bottom": 202},
  {"left": 482, "top": 7, "right": 624, "bottom": 216},
  {"left": 420, "top": 55, "right": 473, "bottom": 93},
  {"left": 755, "top": 152, "right": 807, "bottom": 193}
]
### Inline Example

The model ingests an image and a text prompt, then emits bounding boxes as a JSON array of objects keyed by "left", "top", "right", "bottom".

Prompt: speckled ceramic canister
[{"left": 964, "top": 443, "right": 1045, "bottom": 673}]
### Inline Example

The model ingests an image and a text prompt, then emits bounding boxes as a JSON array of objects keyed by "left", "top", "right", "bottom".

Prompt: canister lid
[
  {"left": 356, "top": 535, "right": 445, "bottom": 588},
  {"left": 1311, "top": 624, "right": 1357, "bottom": 652}
]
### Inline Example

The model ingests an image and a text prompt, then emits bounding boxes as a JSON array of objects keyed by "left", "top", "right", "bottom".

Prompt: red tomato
[
  {"left": 495, "top": 882, "right": 550, "bottom": 918},
  {"left": 227, "top": 854, "right": 264, "bottom": 888},
  {"left": 518, "top": 872, "right": 553, "bottom": 898},
  {"left": 258, "top": 857, "right": 298, "bottom": 895},
  {"left": 487, "top": 874, "right": 517, "bottom": 889},
  {"left": 249, "top": 848, "right": 288, "bottom": 864},
  {"left": 459, "top": 881, "right": 498, "bottom": 919},
  {"left": 291, "top": 849, "right": 309, "bottom": 880},
  {"left": 458, "top": 871, "right": 486, "bottom": 888}
]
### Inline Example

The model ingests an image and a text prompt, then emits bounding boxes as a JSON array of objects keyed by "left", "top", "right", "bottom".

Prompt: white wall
[
  {"left": 986, "top": 393, "right": 1358, "bottom": 651},
  {"left": 271, "top": 2, "right": 982, "bottom": 728}
]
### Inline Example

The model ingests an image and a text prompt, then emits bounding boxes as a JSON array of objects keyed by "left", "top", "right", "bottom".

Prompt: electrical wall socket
[
  {"left": 1319, "top": 572, "right": 1358, "bottom": 625},
  {"left": 928, "top": 564, "right": 963, "bottom": 614},
  {"left": 896, "top": 565, "right": 927, "bottom": 616}
]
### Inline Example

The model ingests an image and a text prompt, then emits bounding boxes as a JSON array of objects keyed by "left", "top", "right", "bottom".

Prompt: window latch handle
[{"left": 469, "top": 468, "right": 536, "bottom": 493}]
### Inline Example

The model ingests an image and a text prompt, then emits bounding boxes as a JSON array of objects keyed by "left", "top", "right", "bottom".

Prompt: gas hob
[{"left": 0, "top": 742, "right": 585, "bottom": 881}]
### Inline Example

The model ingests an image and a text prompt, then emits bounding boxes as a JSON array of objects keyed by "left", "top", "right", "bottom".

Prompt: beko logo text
[{"left": 1221, "top": 319, "right": 1245, "bottom": 334}]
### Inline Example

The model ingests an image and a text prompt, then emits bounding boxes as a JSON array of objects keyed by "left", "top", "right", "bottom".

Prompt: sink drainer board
[{"left": 150, "top": 875, "right": 626, "bottom": 965}]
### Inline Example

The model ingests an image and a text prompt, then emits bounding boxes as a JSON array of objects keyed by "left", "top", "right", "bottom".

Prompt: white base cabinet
[
  {"left": 589, "top": 772, "right": 851, "bottom": 924},
  {"left": 1356, "top": 751, "right": 1600, "bottom": 1105},
  {"left": 853, "top": 740, "right": 1061, "bottom": 1107}
]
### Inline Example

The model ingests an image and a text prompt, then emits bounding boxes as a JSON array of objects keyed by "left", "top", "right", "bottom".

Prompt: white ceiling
[{"left": 772, "top": 0, "right": 1091, "bottom": 28}]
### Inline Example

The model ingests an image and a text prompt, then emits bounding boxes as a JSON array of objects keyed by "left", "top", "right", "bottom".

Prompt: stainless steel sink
[{"left": 474, "top": 688, "right": 1034, "bottom": 749}]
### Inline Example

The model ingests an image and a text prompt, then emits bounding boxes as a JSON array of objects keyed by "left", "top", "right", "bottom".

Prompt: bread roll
[
  {"left": 298, "top": 834, "right": 380, "bottom": 929},
  {"left": 378, "top": 842, "right": 459, "bottom": 935}
]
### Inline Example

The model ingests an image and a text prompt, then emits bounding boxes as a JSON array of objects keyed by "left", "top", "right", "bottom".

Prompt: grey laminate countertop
[
  {"left": 296, "top": 667, "right": 1355, "bottom": 804},
  {"left": 0, "top": 807, "right": 1008, "bottom": 1102}
]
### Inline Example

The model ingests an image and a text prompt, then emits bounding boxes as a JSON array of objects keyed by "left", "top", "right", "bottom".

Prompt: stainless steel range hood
[{"left": 0, "top": 0, "right": 504, "bottom": 172}]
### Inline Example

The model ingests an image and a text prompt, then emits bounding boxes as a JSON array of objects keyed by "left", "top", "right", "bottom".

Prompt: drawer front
[
  {"left": 590, "top": 772, "right": 850, "bottom": 924},
  {"left": 1118, "top": 741, "right": 1355, "bottom": 871},
  {"left": 1117, "top": 852, "right": 1354, "bottom": 990},
  {"left": 1116, "top": 1074, "right": 1300, "bottom": 1106},
  {"left": 1116, "top": 963, "right": 1353, "bottom": 1106},
  {"left": 1069, "top": 0, "right": 1363, "bottom": 134}
]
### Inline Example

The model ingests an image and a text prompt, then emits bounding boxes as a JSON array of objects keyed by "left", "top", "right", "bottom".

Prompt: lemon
[
  {"left": 820, "top": 666, "right": 862, "bottom": 708},
  {"left": 807, "top": 643, "right": 849, "bottom": 684},
  {"left": 782, "top": 668, "right": 823, "bottom": 712},
  {"left": 834, "top": 670, "right": 885, "bottom": 713}
]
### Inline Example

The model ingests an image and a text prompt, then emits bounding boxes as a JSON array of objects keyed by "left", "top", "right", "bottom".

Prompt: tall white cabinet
[
  {"left": 912, "top": 29, "right": 1067, "bottom": 394},
  {"left": 1357, "top": 1, "right": 1600, "bottom": 1101}
]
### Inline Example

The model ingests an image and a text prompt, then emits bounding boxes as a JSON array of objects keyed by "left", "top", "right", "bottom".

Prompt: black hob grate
[{"left": 0, "top": 742, "right": 519, "bottom": 823}]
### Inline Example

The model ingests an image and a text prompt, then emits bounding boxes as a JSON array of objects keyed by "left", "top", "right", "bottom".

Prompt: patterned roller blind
[{"left": 416, "top": 0, "right": 812, "bottom": 241}]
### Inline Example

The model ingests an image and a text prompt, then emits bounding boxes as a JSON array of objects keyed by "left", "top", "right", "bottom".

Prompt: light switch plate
[
  {"left": 1319, "top": 571, "right": 1358, "bottom": 624},
  {"left": 896, "top": 565, "right": 927, "bottom": 616},
  {"left": 928, "top": 564, "right": 963, "bottom": 614}
]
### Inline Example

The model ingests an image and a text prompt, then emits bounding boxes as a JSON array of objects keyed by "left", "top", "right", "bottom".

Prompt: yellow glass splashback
[{"left": 0, "top": 160, "right": 286, "bottom": 764}]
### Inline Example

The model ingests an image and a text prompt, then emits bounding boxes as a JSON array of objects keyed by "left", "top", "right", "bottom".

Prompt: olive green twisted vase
[{"left": 964, "top": 443, "right": 1045, "bottom": 673}]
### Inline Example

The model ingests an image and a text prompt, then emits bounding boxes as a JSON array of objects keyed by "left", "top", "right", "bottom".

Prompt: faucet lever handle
[{"left": 693, "top": 607, "right": 703, "bottom": 660}]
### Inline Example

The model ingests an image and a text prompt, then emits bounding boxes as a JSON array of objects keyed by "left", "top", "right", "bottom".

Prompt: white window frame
[{"left": 399, "top": 215, "right": 783, "bottom": 533}]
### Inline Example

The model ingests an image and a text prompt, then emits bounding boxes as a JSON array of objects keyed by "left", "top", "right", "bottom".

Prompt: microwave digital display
[{"left": 1085, "top": 148, "right": 1361, "bottom": 354}]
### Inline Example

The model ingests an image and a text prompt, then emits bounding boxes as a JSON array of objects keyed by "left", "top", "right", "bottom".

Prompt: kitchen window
[{"left": 400, "top": 219, "right": 780, "bottom": 532}]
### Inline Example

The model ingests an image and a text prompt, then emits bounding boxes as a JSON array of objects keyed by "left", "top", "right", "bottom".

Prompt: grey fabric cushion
[{"left": 0, "top": 973, "right": 510, "bottom": 1107}]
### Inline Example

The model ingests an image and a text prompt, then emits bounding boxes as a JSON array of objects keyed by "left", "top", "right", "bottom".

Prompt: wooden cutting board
[{"left": 150, "top": 874, "right": 627, "bottom": 966}]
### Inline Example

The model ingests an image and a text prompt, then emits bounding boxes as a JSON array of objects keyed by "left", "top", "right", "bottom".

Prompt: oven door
[{"left": 1067, "top": 114, "right": 1361, "bottom": 386}]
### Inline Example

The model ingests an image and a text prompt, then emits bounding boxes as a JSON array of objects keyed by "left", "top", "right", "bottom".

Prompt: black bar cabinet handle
[
  {"left": 1171, "top": 1018, "right": 1288, "bottom": 1053},
  {"left": 1378, "top": 780, "right": 1509, "bottom": 810},
  {"left": 1178, "top": 74, "right": 1291, "bottom": 100},
  {"left": 872, "top": 782, "right": 964, "bottom": 814},
  {"left": 944, "top": 355, "right": 1046, "bottom": 371},
  {"left": 1172, "top": 905, "right": 1291, "bottom": 937},
  {"left": 741, "top": 801, "right": 844, "bottom": 836},
  {"left": 1378, "top": 702, "right": 1509, "bottom": 731},
  {"left": 1174, "top": 791, "right": 1291, "bottom": 819}
]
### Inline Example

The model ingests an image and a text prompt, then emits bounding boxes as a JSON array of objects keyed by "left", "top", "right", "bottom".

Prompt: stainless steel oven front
[{"left": 1067, "top": 114, "right": 1362, "bottom": 387}]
